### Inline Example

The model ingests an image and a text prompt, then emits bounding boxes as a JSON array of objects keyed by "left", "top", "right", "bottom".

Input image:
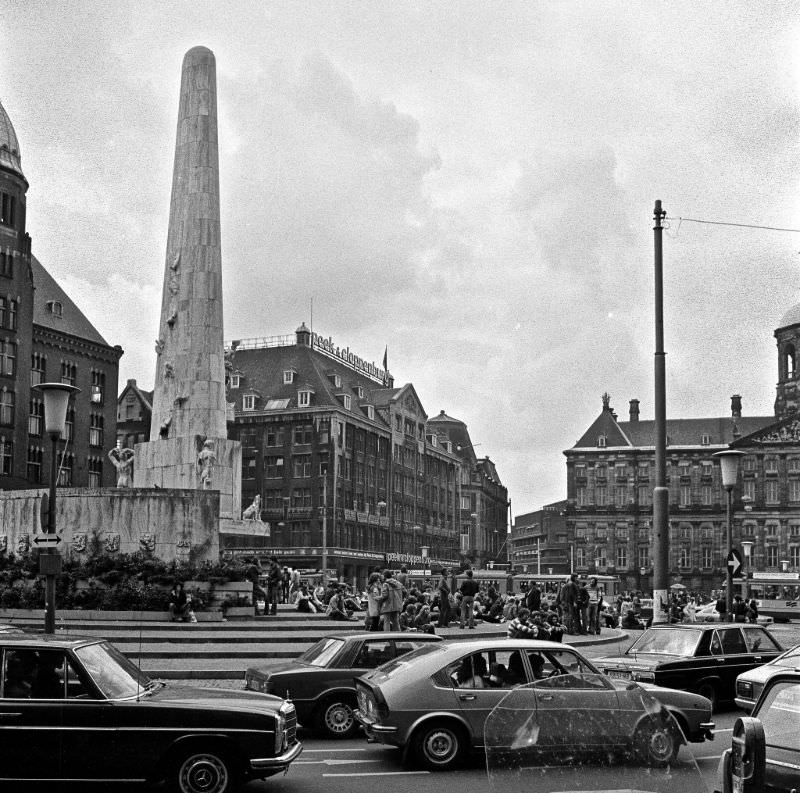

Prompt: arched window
[{"left": 785, "top": 344, "right": 796, "bottom": 378}]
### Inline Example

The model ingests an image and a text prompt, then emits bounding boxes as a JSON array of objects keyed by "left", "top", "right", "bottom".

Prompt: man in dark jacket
[
  {"left": 525, "top": 582, "right": 541, "bottom": 612},
  {"left": 437, "top": 568, "right": 451, "bottom": 628},
  {"left": 459, "top": 569, "right": 480, "bottom": 629},
  {"left": 560, "top": 574, "right": 579, "bottom": 634},
  {"left": 266, "top": 556, "right": 281, "bottom": 615},
  {"left": 379, "top": 569, "right": 404, "bottom": 631}
]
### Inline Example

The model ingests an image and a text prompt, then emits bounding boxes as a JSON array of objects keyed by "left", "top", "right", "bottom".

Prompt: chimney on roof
[
  {"left": 602, "top": 392, "right": 611, "bottom": 411},
  {"left": 629, "top": 399, "right": 640, "bottom": 422},
  {"left": 127, "top": 379, "right": 137, "bottom": 386},
  {"left": 731, "top": 394, "right": 742, "bottom": 419},
  {"left": 296, "top": 322, "right": 311, "bottom": 347}
]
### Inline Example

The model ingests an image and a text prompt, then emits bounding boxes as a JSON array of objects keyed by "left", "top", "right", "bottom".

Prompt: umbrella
[{"left": 670, "top": 583, "right": 686, "bottom": 590}]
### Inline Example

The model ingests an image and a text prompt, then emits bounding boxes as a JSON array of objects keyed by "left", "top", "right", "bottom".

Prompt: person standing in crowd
[
  {"left": 366, "top": 571, "right": 383, "bottom": 631},
  {"left": 281, "top": 567, "right": 290, "bottom": 603},
  {"left": 266, "top": 556, "right": 282, "bottom": 616},
  {"left": 437, "top": 568, "right": 451, "bottom": 628},
  {"left": 459, "top": 569, "right": 479, "bottom": 629},
  {"left": 715, "top": 592, "right": 727, "bottom": 621},
  {"left": 525, "top": 581, "right": 541, "bottom": 613},
  {"left": 733, "top": 594, "right": 748, "bottom": 623},
  {"left": 379, "top": 568, "right": 404, "bottom": 631},
  {"left": 560, "top": 574, "right": 579, "bottom": 634},
  {"left": 576, "top": 581, "right": 590, "bottom": 635},
  {"left": 396, "top": 566, "right": 409, "bottom": 589},
  {"left": 289, "top": 568, "right": 301, "bottom": 603},
  {"left": 746, "top": 596, "right": 759, "bottom": 624},
  {"left": 586, "top": 577, "right": 602, "bottom": 635},
  {"left": 246, "top": 557, "right": 267, "bottom": 616},
  {"left": 683, "top": 597, "right": 697, "bottom": 623}
]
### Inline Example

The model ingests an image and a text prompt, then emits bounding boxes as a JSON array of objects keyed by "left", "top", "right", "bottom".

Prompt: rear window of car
[
  {"left": 757, "top": 680, "right": 800, "bottom": 751},
  {"left": 627, "top": 628, "right": 700, "bottom": 656},
  {"left": 299, "top": 638, "right": 345, "bottom": 667},
  {"left": 378, "top": 642, "right": 447, "bottom": 675},
  {"left": 742, "top": 627, "right": 781, "bottom": 653}
]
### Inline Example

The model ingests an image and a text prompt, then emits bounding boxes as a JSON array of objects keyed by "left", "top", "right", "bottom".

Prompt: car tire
[
  {"left": 317, "top": 695, "right": 358, "bottom": 739},
  {"left": 410, "top": 720, "right": 466, "bottom": 771},
  {"left": 635, "top": 720, "right": 679, "bottom": 767},
  {"left": 171, "top": 748, "right": 238, "bottom": 793},
  {"left": 696, "top": 682, "right": 718, "bottom": 712}
]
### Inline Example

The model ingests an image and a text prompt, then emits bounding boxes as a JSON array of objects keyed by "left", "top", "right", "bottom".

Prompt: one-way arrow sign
[
  {"left": 33, "top": 534, "right": 62, "bottom": 547},
  {"left": 727, "top": 548, "right": 743, "bottom": 577}
]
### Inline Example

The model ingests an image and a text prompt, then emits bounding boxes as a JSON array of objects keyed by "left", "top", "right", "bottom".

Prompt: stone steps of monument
[{"left": 115, "top": 641, "right": 313, "bottom": 659}]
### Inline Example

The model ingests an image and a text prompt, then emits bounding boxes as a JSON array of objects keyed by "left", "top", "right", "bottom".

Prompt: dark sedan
[
  {"left": 595, "top": 623, "right": 783, "bottom": 709},
  {"left": 0, "top": 634, "right": 301, "bottom": 792},
  {"left": 245, "top": 632, "right": 441, "bottom": 737}
]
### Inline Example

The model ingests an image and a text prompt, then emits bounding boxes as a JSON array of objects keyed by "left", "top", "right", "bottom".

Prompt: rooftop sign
[{"left": 311, "top": 332, "right": 388, "bottom": 385}]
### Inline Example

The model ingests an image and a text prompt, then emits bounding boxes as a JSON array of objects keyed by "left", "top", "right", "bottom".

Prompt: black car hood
[
  {"left": 598, "top": 652, "right": 686, "bottom": 668},
  {"left": 247, "top": 659, "right": 315, "bottom": 677},
  {"left": 146, "top": 682, "right": 286, "bottom": 711}
]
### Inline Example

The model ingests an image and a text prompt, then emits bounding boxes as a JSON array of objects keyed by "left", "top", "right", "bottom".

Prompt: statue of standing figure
[
  {"left": 196, "top": 439, "right": 217, "bottom": 489},
  {"left": 108, "top": 447, "right": 135, "bottom": 488}
]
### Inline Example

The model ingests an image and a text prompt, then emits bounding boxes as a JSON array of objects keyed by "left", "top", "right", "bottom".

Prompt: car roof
[
  {"left": 0, "top": 633, "right": 104, "bottom": 648},
  {"left": 646, "top": 622, "right": 761, "bottom": 629},
  {"left": 442, "top": 638, "right": 579, "bottom": 652}
]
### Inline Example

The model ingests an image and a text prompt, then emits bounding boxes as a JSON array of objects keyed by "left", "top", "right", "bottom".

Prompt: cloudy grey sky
[{"left": 2, "top": 2, "right": 799, "bottom": 516}]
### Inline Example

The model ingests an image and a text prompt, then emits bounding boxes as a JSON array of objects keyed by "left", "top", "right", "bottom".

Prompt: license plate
[{"left": 608, "top": 670, "right": 632, "bottom": 680}]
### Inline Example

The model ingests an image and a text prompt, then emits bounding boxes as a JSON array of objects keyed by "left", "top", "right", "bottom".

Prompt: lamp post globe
[{"left": 32, "top": 383, "right": 81, "bottom": 634}]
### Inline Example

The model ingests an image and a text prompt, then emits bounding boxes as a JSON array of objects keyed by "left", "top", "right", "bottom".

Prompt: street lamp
[
  {"left": 33, "top": 382, "right": 80, "bottom": 634},
  {"left": 714, "top": 449, "right": 745, "bottom": 621}
]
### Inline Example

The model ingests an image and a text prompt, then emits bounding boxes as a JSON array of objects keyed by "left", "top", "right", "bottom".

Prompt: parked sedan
[
  {"left": 354, "top": 638, "right": 713, "bottom": 771},
  {"left": 735, "top": 642, "right": 800, "bottom": 711},
  {"left": 716, "top": 670, "right": 800, "bottom": 793},
  {"left": 245, "top": 632, "right": 441, "bottom": 737},
  {"left": 0, "top": 634, "right": 301, "bottom": 792},
  {"left": 595, "top": 623, "right": 783, "bottom": 709}
]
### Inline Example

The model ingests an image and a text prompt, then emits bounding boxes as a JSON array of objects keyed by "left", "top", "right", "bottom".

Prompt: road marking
[
  {"left": 303, "top": 748, "right": 368, "bottom": 753},
  {"left": 295, "top": 760, "right": 380, "bottom": 766},
  {"left": 323, "top": 771, "right": 431, "bottom": 777}
]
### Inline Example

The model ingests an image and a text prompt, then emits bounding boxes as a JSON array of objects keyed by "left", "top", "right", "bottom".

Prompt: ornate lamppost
[
  {"left": 33, "top": 382, "right": 80, "bottom": 634},
  {"left": 714, "top": 449, "right": 745, "bottom": 621}
]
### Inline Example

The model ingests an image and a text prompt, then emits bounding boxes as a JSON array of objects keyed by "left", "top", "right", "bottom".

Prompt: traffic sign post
[{"left": 34, "top": 534, "right": 62, "bottom": 547}]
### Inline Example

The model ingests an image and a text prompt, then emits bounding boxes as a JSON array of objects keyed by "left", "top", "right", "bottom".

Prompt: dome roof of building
[
  {"left": 778, "top": 304, "right": 800, "bottom": 330},
  {"left": 0, "top": 99, "right": 23, "bottom": 178}
]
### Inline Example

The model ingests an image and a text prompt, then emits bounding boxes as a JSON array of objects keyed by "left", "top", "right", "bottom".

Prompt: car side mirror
[{"left": 730, "top": 716, "right": 765, "bottom": 793}]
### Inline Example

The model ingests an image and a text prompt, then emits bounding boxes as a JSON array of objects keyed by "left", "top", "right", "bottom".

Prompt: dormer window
[
  {"left": 339, "top": 394, "right": 351, "bottom": 410},
  {"left": 701, "top": 433, "right": 710, "bottom": 446},
  {"left": 597, "top": 435, "right": 606, "bottom": 448},
  {"left": 46, "top": 300, "right": 62, "bottom": 317},
  {"left": 298, "top": 389, "right": 313, "bottom": 407},
  {"left": 283, "top": 369, "right": 296, "bottom": 385},
  {"left": 365, "top": 405, "right": 374, "bottom": 420},
  {"left": 355, "top": 385, "right": 364, "bottom": 399},
  {"left": 332, "top": 374, "right": 342, "bottom": 388},
  {"left": 230, "top": 374, "right": 241, "bottom": 389},
  {"left": 242, "top": 394, "right": 256, "bottom": 411}
]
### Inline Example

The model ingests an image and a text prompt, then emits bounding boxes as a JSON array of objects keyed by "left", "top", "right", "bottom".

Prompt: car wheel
[
  {"left": 635, "top": 720, "right": 679, "bottom": 767},
  {"left": 411, "top": 721, "right": 466, "bottom": 771},
  {"left": 172, "top": 749, "right": 237, "bottom": 793},
  {"left": 696, "top": 682, "right": 718, "bottom": 711},
  {"left": 317, "top": 696, "right": 358, "bottom": 738}
]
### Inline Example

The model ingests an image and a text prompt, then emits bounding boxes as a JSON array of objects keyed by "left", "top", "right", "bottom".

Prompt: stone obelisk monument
[{"left": 135, "top": 46, "right": 241, "bottom": 520}]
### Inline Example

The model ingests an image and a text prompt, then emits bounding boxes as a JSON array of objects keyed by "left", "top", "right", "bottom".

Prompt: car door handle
[
  {"left": 459, "top": 695, "right": 476, "bottom": 701},
  {"left": 0, "top": 712, "right": 22, "bottom": 718},
  {"left": 753, "top": 656, "right": 762, "bottom": 662},
  {"left": 715, "top": 657, "right": 725, "bottom": 662},
  {"left": 539, "top": 695, "right": 554, "bottom": 701}
]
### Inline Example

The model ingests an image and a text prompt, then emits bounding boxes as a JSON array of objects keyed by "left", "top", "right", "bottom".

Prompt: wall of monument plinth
[
  {"left": 0, "top": 488, "right": 219, "bottom": 562},
  {"left": 135, "top": 437, "right": 241, "bottom": 519}
]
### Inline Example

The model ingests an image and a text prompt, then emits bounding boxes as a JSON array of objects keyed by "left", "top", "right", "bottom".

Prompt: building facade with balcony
[
  {"left": 510, "top": 500, "right": 569, "bottom": 575},
  {"left": 223, "top": 325, "right": 506, "bottom": 585},
  {"left": 0, "top": 99, "right": 121, "bottom": 491}
]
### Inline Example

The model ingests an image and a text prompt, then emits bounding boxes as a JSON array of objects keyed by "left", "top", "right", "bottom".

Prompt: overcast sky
[{"left": 2, "top": 2, "right": 800, "bottom": 516}]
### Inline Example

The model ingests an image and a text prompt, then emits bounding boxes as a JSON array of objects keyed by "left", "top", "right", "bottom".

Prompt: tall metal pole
[
  {"left": 321, "top": 472, "right": 328, "bottom": 590},
  {"left": 725, "top": 486, "right": 734, "bottom": 621},
  {"left": 652, "top": 199, "right": 670, "bottom": 624},
  {"left": 44, "top": 432, "right": 59, "bottom": 634}
]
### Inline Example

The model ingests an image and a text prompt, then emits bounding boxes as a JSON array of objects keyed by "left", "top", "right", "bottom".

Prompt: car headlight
[
  {"left": 737, "top": 680, "right": 753, "bottom": 697},
  {"left": 275, "top": 702, "right": 293, "bottom": 753}
]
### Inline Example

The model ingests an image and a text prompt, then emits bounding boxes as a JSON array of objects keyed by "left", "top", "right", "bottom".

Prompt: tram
[
  {"left": 726, "top": 573, "right": 800, "bottom": 623},
  {"left": 511, "top": 573, "right": 622, "bottom": 599}
]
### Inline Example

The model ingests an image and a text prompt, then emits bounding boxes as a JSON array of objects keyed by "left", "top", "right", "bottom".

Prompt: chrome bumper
[
  {"left": 354, "top": 709, "right": 398, "bottom": 734},
  {"left": 249, "top": 740, "right": 303, "bottom": 772}
]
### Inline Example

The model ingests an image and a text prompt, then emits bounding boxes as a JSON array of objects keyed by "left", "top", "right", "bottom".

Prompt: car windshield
[
  {"left": 299, "top": 637, "right": 345, "bottom": 667},
  {"left": 75, "top": 641, "right": 153, "bottom": 699},
  {"left": 378, "top": 642, "right": 447, "bottom": 675},
  {"left": 627, "top": 629, "right": 699, "bottom": 656}
]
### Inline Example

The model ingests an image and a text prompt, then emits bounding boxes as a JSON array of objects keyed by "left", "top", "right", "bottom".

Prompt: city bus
[{"left": 726, "top": 573, "right": 800, "bottom": 623}]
